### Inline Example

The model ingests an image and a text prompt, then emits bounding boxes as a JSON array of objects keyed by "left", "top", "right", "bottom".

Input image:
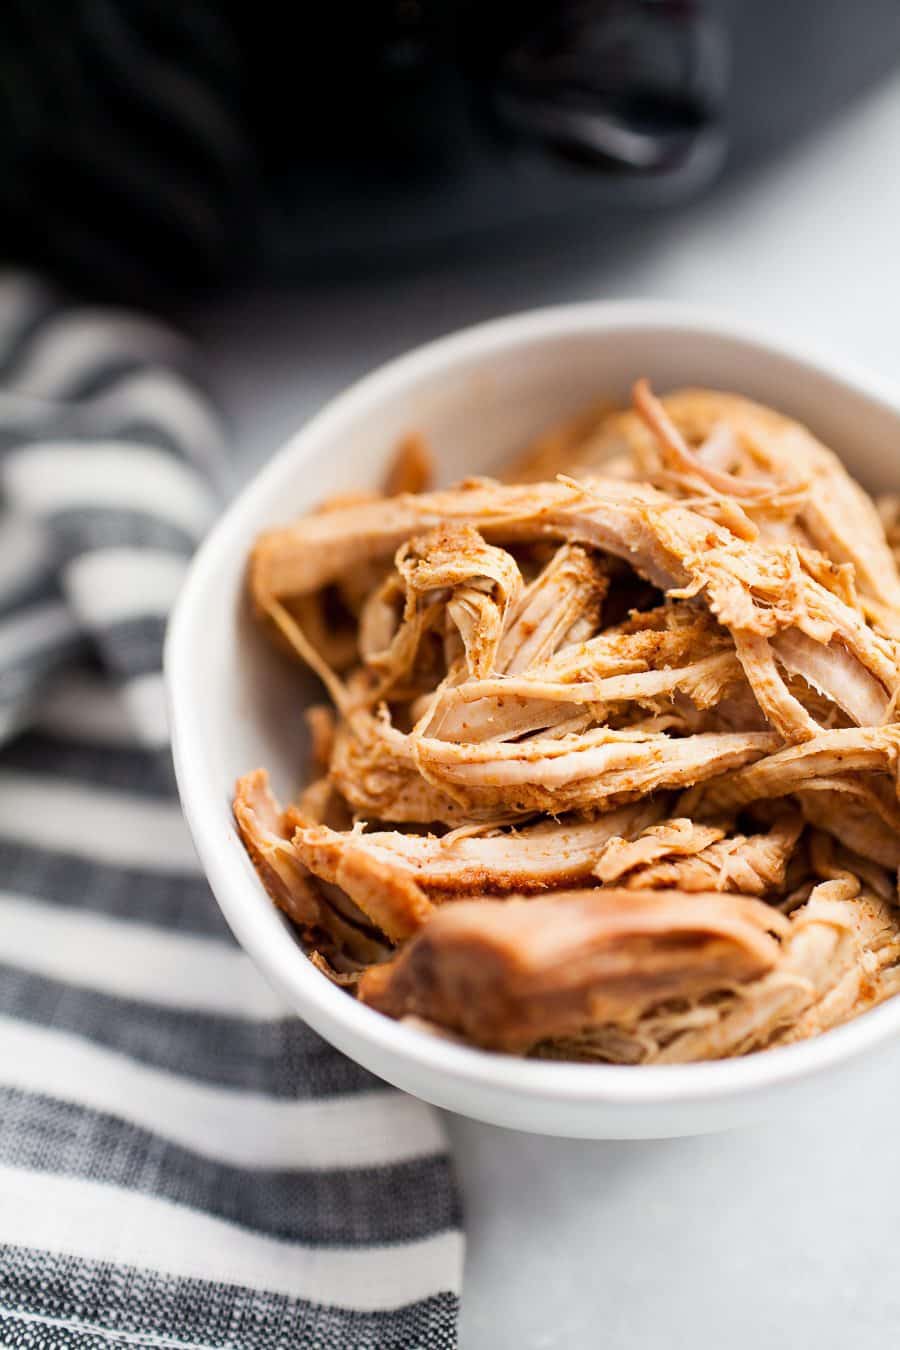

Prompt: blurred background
[
  {"left": 4, "top": 0, "right": 899, "bottom": 301},
  {"left": 6, "top": 3, "right": 900, "bottom": 1346},
  {"left": 6, "top": 0, "right": 899, "bottom": 477}
]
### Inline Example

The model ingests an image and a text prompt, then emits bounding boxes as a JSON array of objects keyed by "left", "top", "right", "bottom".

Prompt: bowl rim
[{"left": 166, "top": 298, "right": 900, "bottom": 1110}]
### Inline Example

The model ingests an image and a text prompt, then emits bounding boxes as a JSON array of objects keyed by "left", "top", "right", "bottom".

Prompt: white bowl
[{"left": 166, "top": 301, "right": 900, "bottom": 1138}]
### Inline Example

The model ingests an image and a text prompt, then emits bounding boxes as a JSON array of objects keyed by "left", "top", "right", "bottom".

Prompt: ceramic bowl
[{"left": 166, "top": 302, "right": 900, "bottom": 1137}]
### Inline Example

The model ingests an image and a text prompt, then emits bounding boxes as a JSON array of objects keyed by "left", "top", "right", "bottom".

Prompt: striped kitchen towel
[{"left": 0, "top": 274, "right": 463, "bottom": 1349}]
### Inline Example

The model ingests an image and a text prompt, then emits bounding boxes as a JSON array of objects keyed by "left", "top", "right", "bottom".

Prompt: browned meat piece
[
  {"left": 413, "top": 726, "right": 778, "bottom": 818},
  {"left": 633, "top": 379, "right": 788, "bottom": 502},
  {"left": 234, "top": 771, "right": 389, "bottom": 968},
  {"left": 635, "top": 826, "right": 802, "bottom": 895},
  {"left": 333, "top": 703, "right": 764, "bottom": 827},
  {"left": 598, "top": 814, "right": 803, "bottom": 896},
  {"left": 359, "top": 888, "right": 786, "bottom": 1051},
  {"left": 396, "top": 524, "right": 522, "bottom": 681},
  {"left": 280, "top": 594, "right": 359, "bottom": 673},
  {"left": 291, "top": 824, "right": 434, "bottom": 942},
  {"left": 420, "top": 650, "right": 743, "bottom": 745},
  {"left": 774, "top": 891, "right": 900, "bottom": 1045},
  {"left": 383, "top": 432, "right": 433, "bottom": 497},
  {"left": 655, "top": 888, "right": 900, "bottom": 1061},
  {"left": 542, "top": 606, "right": 732, "bottom": 681},
  {"left": 501, "top": 399, "right": 621, "bottom": 484},
  {"left": 536, "top": 886, "right": 900, "bottom": 1063},
  {"left": 594, "top": 817, "right": 725, "bottom": 883},
  {"left": 329, "top": 710, "right": 469, "bottom": 825},
  {"left": 796, "top": 787, "right": 900, "bottom": 870},
  {"left": 291, "top": 774, "right": 352, "bottom": 830},
  {"left": 357, "top": 574, "right": 444, "bottom": 703},
  {"left": 495, "top": 544, "right": 607, "bottom": 675},
  {"left": 305, "top": 704, "right": 336, "bottom": 770},
  {"left": 358, "top": 572, "right": 406, "bottom": 664},
  {"left": 731, "top": 630, "right": 821, "bottom": 742},
  {"left": 415, "top": 607, "right": 738, "bottom": 744},
  {"left": 769, "top": 629, "right": 889, "bottom": 728},
  {"left": 397, "top": 524, "right": 522, "bottom": 608},
  {"left": 622, "top": 387, "right": 900, "bottom": 625},
  {"left": 877, "top": 493, "right": 900, "bottom": 575},
  {"left": 579, "top": 381, "right": 900, "bottom": 642},
  {"left": 692, "top": 725, "right": 900, "bottom": 815},
  {"left": 293, "top": 799, "right": 663, "bottom": 909},
  {"left": 233, "top": 770, "right": 321, "bottom": 927}
]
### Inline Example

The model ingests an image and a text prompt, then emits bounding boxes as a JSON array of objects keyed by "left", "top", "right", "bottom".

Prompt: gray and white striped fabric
[{"left": 0, "top": 274, "right": 463, "bottom": 1349}]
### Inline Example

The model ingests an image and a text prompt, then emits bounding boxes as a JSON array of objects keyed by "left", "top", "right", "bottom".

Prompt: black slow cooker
[{"left": 2, "top": 0, "right": 898, "bottom": 300}]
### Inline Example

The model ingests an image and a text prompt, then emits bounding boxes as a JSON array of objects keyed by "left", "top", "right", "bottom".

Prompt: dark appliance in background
[{"left": 2, "top": 0, "right": 899, "bottom": 304}]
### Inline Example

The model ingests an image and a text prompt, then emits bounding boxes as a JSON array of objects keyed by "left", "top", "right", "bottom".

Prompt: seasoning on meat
[{"left": 235, "top": 388, "right": 900, "bottom": 1061}]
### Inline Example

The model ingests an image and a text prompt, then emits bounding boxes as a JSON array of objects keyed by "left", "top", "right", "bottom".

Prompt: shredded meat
[
  {"left": 383, "top": 432, "right": 433, "bottom": 497},
  {"left": 233, "top": 770, "right": 321, "bottom": 926},
  {"left": 596, "top": 813, "right": 804, "bottom": 896},
  {"left": 358, "top": 888, "right": 785, "bottom": 1052},
  {"left": 690, "top": 726, "right": 900, "bottom": 815},
  {"left": 495, "top": 544, "right": 608, "bottom": 675},
  {"left": 411, "top": 726, "right": 778, "bottom": 818},
  {"left": 235, "top": 377, "right": 900, "bottom": 1063},
  {"left": 293, "top": 800, "right": 663, "bottom": 911},
  {"left": 594, "top": 818, "right": 726, "bottom": 883},
  {"left": 546, "top": 888, "right": 900, "bottom": 1065}
]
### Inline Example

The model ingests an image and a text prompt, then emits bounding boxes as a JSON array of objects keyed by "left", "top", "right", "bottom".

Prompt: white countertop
[{"left": 190, "top": 70, "right": 900, "bottom": 1349}]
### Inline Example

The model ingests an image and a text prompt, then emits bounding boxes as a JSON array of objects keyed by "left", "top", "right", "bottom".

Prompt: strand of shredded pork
[{"left": 234, "top": 381, "right": 900, "bottom": 1062}]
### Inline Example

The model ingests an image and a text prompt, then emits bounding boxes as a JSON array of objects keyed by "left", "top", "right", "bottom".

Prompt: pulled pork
[{"left": 234, "top": 385, "right": 900, "bottom": 1059}]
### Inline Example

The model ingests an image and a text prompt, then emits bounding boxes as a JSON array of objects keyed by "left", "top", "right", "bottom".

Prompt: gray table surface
[{"left": 190, "top": 70, "right": 900, "bottom": 1348}]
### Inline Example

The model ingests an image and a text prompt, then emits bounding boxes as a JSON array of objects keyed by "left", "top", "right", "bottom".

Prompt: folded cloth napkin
[{"left": 0, "top": 274, "right": 463, "bottom": 1349}]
